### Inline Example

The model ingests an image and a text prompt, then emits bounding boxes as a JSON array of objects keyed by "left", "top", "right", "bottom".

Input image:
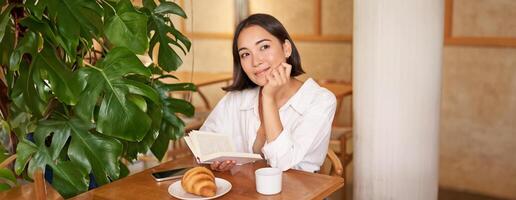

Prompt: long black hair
[{"left": 223, "top": 13, "right": 304, "bottom": 91}]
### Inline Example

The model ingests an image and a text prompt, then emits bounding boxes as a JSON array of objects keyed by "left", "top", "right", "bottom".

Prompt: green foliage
[
  {"left": 0, "top": 0, "right": 194, "bottom": 197},
  {"left": 0, "top": 120, "right": 17, "bottom": 191}
]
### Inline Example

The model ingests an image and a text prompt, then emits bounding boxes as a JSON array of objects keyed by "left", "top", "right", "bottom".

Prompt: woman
[{"left": 200, "top": 14, "right": 336, "bottom": 172}]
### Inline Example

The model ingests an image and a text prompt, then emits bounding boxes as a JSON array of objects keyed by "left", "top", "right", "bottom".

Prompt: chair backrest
[
  {"left": 0, "top": 154, "right": 63, "bottom": 200},
  {"left": 0, "top": 154, "right": 17, "bottom": 168},
  {"left": 34, "top": 168, "right": 46, "bottom": 200},
  {"left": 316, "top": 79, "right": 352, "bottom": 126},
  {"left": 319, "top": 148, "right": 344, "bottom": 177}
]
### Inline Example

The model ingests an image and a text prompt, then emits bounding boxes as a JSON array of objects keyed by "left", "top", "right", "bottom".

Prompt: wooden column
[{"left": 353, "top": 0, "right": 443, "bottom": 199}]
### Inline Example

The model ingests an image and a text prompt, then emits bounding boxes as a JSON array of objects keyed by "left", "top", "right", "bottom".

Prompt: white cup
[{"left": 255, "top": 167, "right": 282, "bottom": 195}]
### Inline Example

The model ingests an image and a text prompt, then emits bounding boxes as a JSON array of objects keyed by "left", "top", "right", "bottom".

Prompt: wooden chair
[
  {"left": 0, "top": 154, "right": 17, "bottom": 168},
  {"left": 0, "top": 154, "right": 63, "bottom": 200},
  {"left": 319, "top": 148, "right": 344, "bottom": 177},
  {"left": 317, "top": 79, "right": 354, "bottom": 180}
]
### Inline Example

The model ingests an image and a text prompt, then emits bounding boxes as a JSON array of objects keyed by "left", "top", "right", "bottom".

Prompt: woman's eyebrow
[
  {"left": 256, "top": 39, "right": 271, "bottom": 45},
  {"left": 238, "top": 39, "right": 271, "bottom": 52}
]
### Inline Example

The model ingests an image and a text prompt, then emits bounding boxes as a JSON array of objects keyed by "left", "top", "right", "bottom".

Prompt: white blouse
[{"left": 200, "top": 78, "right": 336, "bottom": 172}]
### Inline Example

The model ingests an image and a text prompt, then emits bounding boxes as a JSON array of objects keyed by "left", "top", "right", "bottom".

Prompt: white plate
[{"left": 168, "top": 177, "right": 232, "bottom": 200}]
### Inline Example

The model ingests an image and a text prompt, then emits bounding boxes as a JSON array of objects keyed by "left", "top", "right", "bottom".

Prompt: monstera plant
[{"left": 0, "top": 0, "right": 195, "bottom": 197}]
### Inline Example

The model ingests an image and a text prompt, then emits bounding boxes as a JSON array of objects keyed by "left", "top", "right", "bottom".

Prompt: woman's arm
[
  {"left": 261, "top": 63, "right": 292, "bottom": 142},
  {"left": 262, "top": 91, "right": 337, "bottom": 172}
]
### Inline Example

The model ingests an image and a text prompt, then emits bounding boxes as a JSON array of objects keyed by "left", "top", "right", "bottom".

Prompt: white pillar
[{"left": 353, "top": 0, "right": 443, "bottom": 199}]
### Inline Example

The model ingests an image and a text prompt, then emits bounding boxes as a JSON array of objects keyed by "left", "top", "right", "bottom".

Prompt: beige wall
[
  {"left": 453, "top": 0, "right": 516, "bottom": 37},
  {"left": 173, "top": 0, "right": 515, "bottom": 199},
  {"left": 440, "top": 46, "right": 516, "bottom": 198},
  {"left": 440, "top": 1, "right": 516, "bottom": 198}
]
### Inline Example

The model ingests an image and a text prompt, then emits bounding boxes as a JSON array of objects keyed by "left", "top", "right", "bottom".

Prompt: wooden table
[{"left": 71, "top": 157, "right": 344, "bottom": 200}]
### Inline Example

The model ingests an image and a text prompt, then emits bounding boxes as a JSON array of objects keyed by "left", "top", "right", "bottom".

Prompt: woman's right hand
[
  {"left": 210, "top": 160, "right": 236, "bottom": 171},
  {"left": 262, "top": 62, "right": 292, "bottom": 98}
]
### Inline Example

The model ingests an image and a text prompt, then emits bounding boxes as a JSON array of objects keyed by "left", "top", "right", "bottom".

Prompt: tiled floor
[{"left": 328, "top": 184, "right": 509, "bottom": 200}]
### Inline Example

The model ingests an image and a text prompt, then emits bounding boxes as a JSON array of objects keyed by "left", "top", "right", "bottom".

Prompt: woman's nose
[{"left": 252, "top": 52, "right": 264, "bottom": 68}]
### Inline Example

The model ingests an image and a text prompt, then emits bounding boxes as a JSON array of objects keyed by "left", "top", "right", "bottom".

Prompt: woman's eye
[
  {"left": 240, "top": 53, "right": 249, "bottom": 59},
  {"left": 260, "top": 44, "right": 270, "bottom": 50}
]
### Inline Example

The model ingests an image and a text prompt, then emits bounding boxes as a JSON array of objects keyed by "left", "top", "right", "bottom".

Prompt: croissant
[{"left": 181, "top": 167, "right": 217, "bottom": 197}]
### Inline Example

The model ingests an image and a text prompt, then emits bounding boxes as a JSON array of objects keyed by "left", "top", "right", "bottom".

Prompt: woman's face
[{"left": 237, "top": 25, "right": 291, "bottom": 86}]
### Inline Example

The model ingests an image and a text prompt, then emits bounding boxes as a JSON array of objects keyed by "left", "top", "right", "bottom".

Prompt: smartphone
[{"left": 151, "top": 167, "right": 191, "bottom": 182}]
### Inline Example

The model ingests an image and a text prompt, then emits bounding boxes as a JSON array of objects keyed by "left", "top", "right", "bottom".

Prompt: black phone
[{"left": 151, "top": 167, "right": 191, "bottom": 182}]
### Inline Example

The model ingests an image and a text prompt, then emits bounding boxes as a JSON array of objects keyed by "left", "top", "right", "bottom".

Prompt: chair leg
[
  {"left": 34, "top": 168, "right": 47, "bottom": 200},
  {"left": 339, "top": 135, "right": 348, "bottom": 181}
]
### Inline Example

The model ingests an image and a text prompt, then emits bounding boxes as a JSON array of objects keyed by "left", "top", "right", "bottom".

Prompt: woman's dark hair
[{"left": 223, "top": 13, "right": 304, "bottom": 91}]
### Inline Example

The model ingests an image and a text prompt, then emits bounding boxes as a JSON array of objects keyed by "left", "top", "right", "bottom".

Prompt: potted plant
[{"left": 0, "top": 0, "right": 195, "bottom": 197}]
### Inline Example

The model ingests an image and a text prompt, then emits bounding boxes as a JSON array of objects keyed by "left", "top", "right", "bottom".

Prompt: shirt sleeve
[
  {"left": 261, "top": 91, "right": 337, "bottom": 172},
  {"left": 199, "top": 92, "right": 233, "bottom": 134}
]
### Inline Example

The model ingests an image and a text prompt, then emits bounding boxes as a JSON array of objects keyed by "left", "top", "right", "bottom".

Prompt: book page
[
  {"left": 183, "top": 136, "right": 199, "bottom": 158},
  {"left": 191, "top": 131, "right": 235, "bottom": 155}
]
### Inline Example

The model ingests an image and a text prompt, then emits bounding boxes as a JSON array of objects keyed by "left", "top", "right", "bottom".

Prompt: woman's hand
[
  {"left": 210, "top": 160, "right": 236, "bottom": 171},
  {"left": 262, "top": 63, "right": 292, "bottom": 98}
]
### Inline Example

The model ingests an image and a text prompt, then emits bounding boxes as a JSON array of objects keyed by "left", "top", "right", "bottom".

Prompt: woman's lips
[{"left": 255, "top": 67, "right": 270, "bottom": 76}]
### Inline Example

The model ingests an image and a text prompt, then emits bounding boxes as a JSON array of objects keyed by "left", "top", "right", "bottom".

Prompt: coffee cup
[{"left": 255, "top": 167, "right": 282, "bottom": 195}]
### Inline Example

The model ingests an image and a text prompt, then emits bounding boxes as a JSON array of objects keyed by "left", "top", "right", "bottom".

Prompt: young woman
[{"left": 200, "top": 14, "right": 336, "bottom": 172}]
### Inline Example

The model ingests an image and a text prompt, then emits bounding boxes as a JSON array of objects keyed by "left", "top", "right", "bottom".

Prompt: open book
[{"left": 184, "top": 130, "right": 263, "bottom": 165}]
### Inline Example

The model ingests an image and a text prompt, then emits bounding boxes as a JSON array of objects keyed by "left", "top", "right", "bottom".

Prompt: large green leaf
[
  {"left": 142, "top": 0, "right": 157, "bottom": 10},
  {"left": 150, "top": 107, "right": 184, "bottom": 160},
  {"left": 153, "top": 2, "right": 186, "bottom": 17},
  {"left": 148, "top": 81, "right": 192, "bottom": 161},
  {"left": 14, "top": 140, "right": 38, "bottom": 175},
  {"left": 154, "top": 82, "right": 195, "bottom": 117},
  {"left": 67, "top": 118, "right": 122, "bottom": 185},
  {"left": 0, "top": 14, "right": 13, "bottom": 66},
  {"left": 50, "top": 161, "right": 89, "bottom": 198},
  {"left": 125, "top": 102, "right": 161, "bottom": 161},
  {"left": 6, "top": 107, "right": 35, "bottom": 139},
  {"left": 0, "top": 4, "right": 14, "bottom": 42},
  {"left": 0, "top": 168, "right": 17, "bottom": 191},
  {"left": 33, "top": 46, "right": 80, "bottom": 105},
  {"left": 46, "top": 0, "right": 103, "bottom": 58},
  {"left": 105, "top": 0, "right": 148, "bottom": 54},
  {"left": 13, "top": 61, "right": 47, "bottom": 117},
  {"left": 166, "top": 98, "right": 194, "bottom": 117},
  {"left": 148, "top": 14, "right": 184, "bottom": 72},
  {"left": 34, "top": 117, "right": 122, "bottom": 192},
  {"left": 25, "top": 0, "right": 47, "bottom": 20},
  {"left": 9, "top": 31, "right": 41, "bottom": 71},
  {"left": 75, "top": 47, "right": 156, "bottom": 142},
  {"left": 26, "top": 147, "right": 89, "bottom": 198},
  {"left": 154, "top": 82, "right": 196, "bottom": 92},
  {"left": 170, "top": 27, "right": 191, "bottom": 52},
  {"left": 19, "top": 17, "right": 66, "bottom": 49}
]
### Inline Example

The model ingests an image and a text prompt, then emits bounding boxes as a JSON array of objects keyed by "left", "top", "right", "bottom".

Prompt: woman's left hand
[
  {"left": 262, "top": 62, "right": 292, "bottom": 98},
  {"left": 210, "top": 160, "right": 237, "bottom": 171}
]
